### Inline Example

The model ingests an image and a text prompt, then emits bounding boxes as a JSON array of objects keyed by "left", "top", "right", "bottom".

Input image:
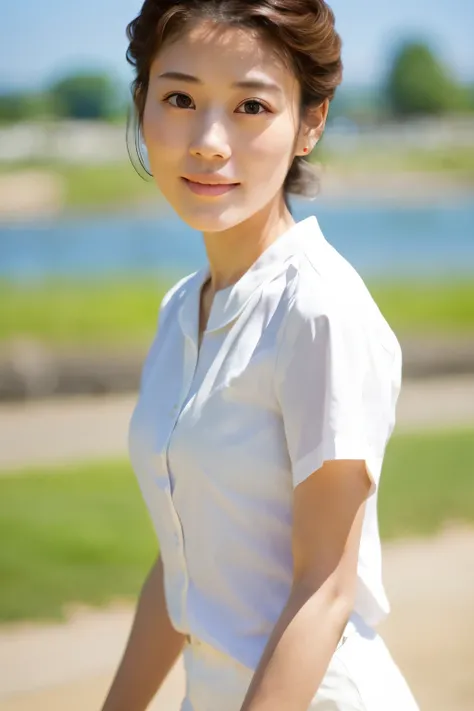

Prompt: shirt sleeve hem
[{"left": 292, "top": 439, "right": 381, "bottom": 495}]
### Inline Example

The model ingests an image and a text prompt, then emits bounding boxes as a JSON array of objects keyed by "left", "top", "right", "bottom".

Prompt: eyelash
[{"left": 162, "top": 93, "right": 271, "bottom": 115}]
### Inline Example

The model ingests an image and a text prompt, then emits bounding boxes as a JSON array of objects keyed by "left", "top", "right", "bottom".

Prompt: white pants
[{"left": 180, "top": 618, "right": 419, "bottom": 711}]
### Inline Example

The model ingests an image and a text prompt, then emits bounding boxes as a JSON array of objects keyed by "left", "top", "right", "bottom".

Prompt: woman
[{"left": 102, "top": 1, "right": 420, "bottom": 710}]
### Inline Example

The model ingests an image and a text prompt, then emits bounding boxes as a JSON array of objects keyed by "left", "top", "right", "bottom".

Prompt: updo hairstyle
[{"left": 126, "top": 0, "right": 343, "bottom": 199}]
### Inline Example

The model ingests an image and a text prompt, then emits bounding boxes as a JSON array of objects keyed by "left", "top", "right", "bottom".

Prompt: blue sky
[{"left": 1, "top": 0, "right": 473, "bottom": 92}]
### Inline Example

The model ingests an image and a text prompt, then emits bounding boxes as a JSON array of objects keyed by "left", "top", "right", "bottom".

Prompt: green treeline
[{"left": 1, "top": 39, "right": 474, "bottom": 124}]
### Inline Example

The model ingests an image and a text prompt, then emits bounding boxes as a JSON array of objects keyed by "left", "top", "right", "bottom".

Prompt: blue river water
[{"left": 1, "top": 199, "right": 473, "bottom": 283}]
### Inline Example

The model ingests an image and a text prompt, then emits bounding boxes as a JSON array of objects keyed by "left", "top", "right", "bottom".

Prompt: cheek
[
  {"left": 142, "top": 100, "right": 180, "bottom": 161},
  {"left": 142, "top": 100, "right": 160, "bottom": 148},
  {"left": 246, "top": 118, "right": 296, "bottom": 178},
  {"left": 142, "top": 103, "right": 184, "bottom": 196}
]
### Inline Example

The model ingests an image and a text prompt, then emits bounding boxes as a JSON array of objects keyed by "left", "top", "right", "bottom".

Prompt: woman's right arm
[{"left": 101, "top": 555, "right": 186, "bottom": 711}]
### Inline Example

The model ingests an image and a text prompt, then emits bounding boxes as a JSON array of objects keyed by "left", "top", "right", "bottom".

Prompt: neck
[{"left": 202, "top": 195, "right": 294, "bottom": 293}]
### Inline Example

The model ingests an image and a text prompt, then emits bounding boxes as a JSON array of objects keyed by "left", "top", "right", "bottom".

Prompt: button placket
[
  {"left": 162, "top": 334, "right": 199, "bottom": 630},
  {"left": 161, "top": 336, "right": 198, "bottom": 488}
]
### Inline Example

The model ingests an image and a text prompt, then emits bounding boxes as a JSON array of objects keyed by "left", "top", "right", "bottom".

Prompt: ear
[{"left": 295, "top": 99, "right": 329, "bottom": 157}]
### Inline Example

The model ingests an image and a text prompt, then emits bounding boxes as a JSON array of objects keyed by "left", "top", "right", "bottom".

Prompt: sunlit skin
[{"left": 142, "top": 19, "right": 328, "bottom": 291}]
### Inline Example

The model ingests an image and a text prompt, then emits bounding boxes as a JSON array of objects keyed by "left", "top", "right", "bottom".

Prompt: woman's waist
[{"left": 184, "top": 610, "right": 374, "bottom": 673}]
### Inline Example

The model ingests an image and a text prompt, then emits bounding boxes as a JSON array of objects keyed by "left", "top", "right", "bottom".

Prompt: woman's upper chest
[{"left": 129, "top": 281, "right": 290, "bottom": 493}]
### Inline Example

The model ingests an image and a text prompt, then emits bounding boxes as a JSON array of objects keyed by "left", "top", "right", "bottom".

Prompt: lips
[{"left": 181, "top": 177, "right": 240, "bottom": 197}]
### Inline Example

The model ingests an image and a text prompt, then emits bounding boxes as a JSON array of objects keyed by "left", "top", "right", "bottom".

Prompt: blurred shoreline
[
  {"left": 1, "top": 116, "right": 473, "bottom": 220},
  {"left": 0, "top": 165, "right": 473, "bottom": 222},
  {"left": 1, "top": 119, "right": 473, "bottom": 398}
]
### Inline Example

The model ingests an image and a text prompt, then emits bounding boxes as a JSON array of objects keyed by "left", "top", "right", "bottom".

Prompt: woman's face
[{"left": 142, "top": 20, "right": 308, "bottom": 233}]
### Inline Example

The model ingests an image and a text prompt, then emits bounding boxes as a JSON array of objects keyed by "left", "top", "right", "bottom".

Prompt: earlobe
[{"left": 296, "top": 135, "right": 319, "bottom": 157}]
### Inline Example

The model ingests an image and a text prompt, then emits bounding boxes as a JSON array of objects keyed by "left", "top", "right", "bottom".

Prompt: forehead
[{"left": 151, "top": 19, "right": 299, "bottom": 94}]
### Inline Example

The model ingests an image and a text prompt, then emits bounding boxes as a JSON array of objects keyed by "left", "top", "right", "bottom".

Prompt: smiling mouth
[{"left": 181, "top": 177, "right": 240, "bottom": 196}]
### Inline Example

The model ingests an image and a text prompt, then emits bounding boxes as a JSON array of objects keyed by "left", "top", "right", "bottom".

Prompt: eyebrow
[{"left": 157, "top": 71, "right": 282, "bottom": 93}]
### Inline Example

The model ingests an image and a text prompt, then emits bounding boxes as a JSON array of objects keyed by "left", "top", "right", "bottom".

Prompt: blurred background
[{"left": 0, "top": 1, "right": 473, "bottom": 710}]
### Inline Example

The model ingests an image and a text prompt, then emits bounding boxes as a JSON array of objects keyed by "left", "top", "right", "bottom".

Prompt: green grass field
[
  {"left": 0, "top": 160, "right": 158, "bottom": 211},
  {"left": 320, "top": 144, "right": 474, "bottom": 176},
  {"left": 0, "top": 428, "right": 473, "bottom": 623},
  {"left": 2, "top": 278, "right": 474, "bottom": 346},
  {"left": 0, "top": 459, "right": 157, "bottom": 623},
  {"left": 59, "top": 163, "right": 155, "bottom": 210},
  {"left": 0, "top": 278, "right": 172, "bottom": 346}
]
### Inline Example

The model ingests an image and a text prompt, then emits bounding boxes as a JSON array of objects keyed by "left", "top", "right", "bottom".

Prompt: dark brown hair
[{"left": 126, "top": 0, "right": 343, "bottom": 199}]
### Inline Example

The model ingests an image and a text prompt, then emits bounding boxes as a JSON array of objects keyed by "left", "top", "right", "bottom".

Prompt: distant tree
[
  {"left": 48, "top": 71, "right": 122, "bottom": 120},
  {"left": 386, "top": 41, "right": 456, "bottom": 117},
  {"left": 458, "top": 82, "right": 474, "bottom": 113},
  {"left": 0, "top": 92, "right": 26, "bottom": 122},
  {"left": 0, "top": 91, "right": 53, "bottom": 123}
]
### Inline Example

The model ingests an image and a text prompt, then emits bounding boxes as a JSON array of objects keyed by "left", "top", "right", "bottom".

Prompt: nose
[{"left": 189, "top": 113, "right": 231, "bottom": 161}]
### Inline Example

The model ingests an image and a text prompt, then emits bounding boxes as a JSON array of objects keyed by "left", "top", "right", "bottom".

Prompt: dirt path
[
  {"left": 2, "top": 375, "right": 474, "bottom": 472},
  {"left": 1, "top": 528, "right": 473, "bottom": 711}
]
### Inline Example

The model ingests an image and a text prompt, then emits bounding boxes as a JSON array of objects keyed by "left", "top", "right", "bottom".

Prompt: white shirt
[{"left": 128, "top": 215, "right": 402, "bottom": 671}]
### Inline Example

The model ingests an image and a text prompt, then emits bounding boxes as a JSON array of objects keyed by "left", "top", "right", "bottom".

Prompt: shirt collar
[{"left": 178, "top": 215, "right": 323, "bottom": 342}]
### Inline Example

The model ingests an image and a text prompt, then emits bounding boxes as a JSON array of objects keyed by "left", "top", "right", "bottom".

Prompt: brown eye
[
  {"left": 236, "top": 100, "right": 267, "bottom": 115},
  {"left": 167, "top": 93, "right": 195, "bottom": 109},
  {"left": 245, "top": 101, "right": 261, "bottom": 114}
]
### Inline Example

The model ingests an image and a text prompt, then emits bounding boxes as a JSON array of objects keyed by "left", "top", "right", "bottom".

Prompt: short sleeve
[{"left": 275, "top": 291, "right": 401, "bottom": 493}]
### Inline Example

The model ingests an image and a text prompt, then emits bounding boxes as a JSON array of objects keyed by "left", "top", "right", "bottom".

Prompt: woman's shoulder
[{"left": 281, "top": 235, "right": 400, "bottom": 357}]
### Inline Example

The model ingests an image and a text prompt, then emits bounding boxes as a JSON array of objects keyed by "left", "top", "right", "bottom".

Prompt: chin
[{"left": 173, "top": 202, "right": 253, "bottom": 234}]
